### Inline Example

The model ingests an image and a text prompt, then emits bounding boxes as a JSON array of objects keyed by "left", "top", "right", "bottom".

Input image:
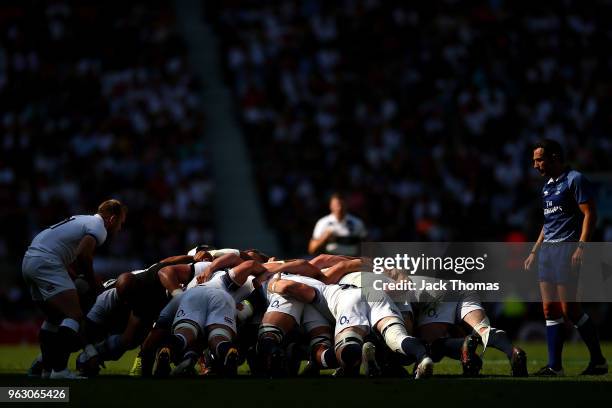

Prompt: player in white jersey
[
  {"left": 403, "top": 274, "right": 528, "bottom": 377},
  {"left": 136, "top": 251, "right": 260, "bottom": 376},
  {"left": 22, "top": 199, "right": 126, "bottom": 379},
  {"left": 148, "top": 255, "right": 271, "bottom": 377},
  {"left": 70, "top": 245, "right": 217, "bottom": 377},
  {"left": 308, "top": 193, "right": 367, "bottom": 256},
  {"left": 252, "top": 271, "right": 335, "bottom": 377},
  {"left": 266, "top": 259, "right": 433, "bottom": 379}
]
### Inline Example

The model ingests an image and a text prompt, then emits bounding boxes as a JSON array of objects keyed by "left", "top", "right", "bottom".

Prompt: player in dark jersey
[{"left": 524, "top": 139, "right": 607, "bottom": 376}]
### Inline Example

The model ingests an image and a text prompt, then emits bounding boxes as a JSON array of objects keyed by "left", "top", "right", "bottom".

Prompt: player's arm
[
  {"left": 524, "top": 227, "right": 544, "bottom": 271},
  {"left": 309, "top": 254, "right": 356, "bottom": 269},
  {"left": 269, "top": 279, "right": 316, "bottom": 303},
  {"left": 74, "top": 235, "right": 99, "bottom": 292},
  {"left": 572, "top": 199, "right": 597, "bottom": 267},
  {"left": 578, "top": 199, "right": 597, "bottom": 243},
  {"left": 320, "top": 258, "right": 368, "bottom": 284},
  {"left": 158, "top": 264, "right": 192, "bottom": 297},
  {"left": 196, "top": 253, "right": 246, "bottom": 284},
  {"left": 228, "top": 260, "right": 271, "bottom": 286},
  {"left": 308, "top": 229, "right": 334, "bottom": 254},
  {"left": 264, "top": 259, "right": 327, "bottom": 281}
]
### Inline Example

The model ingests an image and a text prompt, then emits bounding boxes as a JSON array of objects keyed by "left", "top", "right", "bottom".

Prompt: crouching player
[
  {"left": 408, "top": 275, "right": 528, "bottom": 377},
  {"left": 146, "top": 255, "right": 270, "bottom": 377},
  {"left": 267, "top": 266, "right": 433, "bottom": 379}
]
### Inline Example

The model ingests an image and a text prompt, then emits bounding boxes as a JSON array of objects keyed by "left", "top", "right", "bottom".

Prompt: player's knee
[
  {"left": 310, "top": 333, "right": 332, "bottom": 354},
  {"left": 173, "top": 321, "right": 199, "bottom": 342},
  {"left": 208, "top": 327, "right": 233, "bottom": 348},
  {"left": 257, "top": 324, "right": 284, "bottom": 348},
  {"left": 334, "top": 330, "right": 363, "bottom": 369}
]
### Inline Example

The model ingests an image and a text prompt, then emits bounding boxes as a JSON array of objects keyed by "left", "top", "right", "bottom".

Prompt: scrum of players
[{"left": 27, "top": 244, "right": 528, "bottom": 380}]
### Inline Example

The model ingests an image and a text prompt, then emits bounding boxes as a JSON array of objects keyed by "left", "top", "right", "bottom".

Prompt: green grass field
[{"left": 1, "top": 342, "right": 611, "bottom": 407}]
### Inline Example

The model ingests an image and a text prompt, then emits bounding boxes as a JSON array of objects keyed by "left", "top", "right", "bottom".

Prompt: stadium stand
[
  {"left": 205, "top": 0, "right": 612, "bottom": 256},
  {"left": 0, "top": 1, "right": 212, "bottom": 321},
  {"left": 1, "top": 0, "right": 612, "bottom": 339}
]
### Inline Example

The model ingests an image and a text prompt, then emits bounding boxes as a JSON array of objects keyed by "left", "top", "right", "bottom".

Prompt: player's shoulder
[
  {"left": 315, "top": 214, "right": 335, "bottom": 226},
  {"left": 73, "top": 214, "right": 104, "bottom": 226},
  {"left": 566, "top": 169, "right": 589, "bottom": 184},
  {"left": 346, "top": 213, "right": 365, "bottom": 226}
]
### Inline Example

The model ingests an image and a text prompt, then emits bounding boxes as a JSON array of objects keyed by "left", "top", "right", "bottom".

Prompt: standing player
[
  {"left": 524, "top": 139, "right": 607, "bottom": 375},
  {"left": 22, "top": 199, "right": 127, "bottom": 379},
  {"left": 308, "top": 193, "right": 367, "bottom": 256}
]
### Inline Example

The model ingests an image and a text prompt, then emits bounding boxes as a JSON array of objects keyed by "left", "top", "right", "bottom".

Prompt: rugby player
[
  {"left": 22, "top": 199, "right": 127, "bottom": 379},
  {"left": 148, "top": 254, "right": 271, "bottom": 377},
  {"left": 266, "top": 262, "right": 434, "bottom": 379},
  {"left": 409, "top": 275, "right": 528, "bottom": 377}
]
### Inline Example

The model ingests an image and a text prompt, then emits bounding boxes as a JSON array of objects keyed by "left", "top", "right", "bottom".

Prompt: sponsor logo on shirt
[{"left": 544, "top": 206, "right": 563, "bottom": 215}]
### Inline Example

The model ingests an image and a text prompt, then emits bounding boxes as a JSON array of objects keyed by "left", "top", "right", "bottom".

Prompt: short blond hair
[{"left": 97, "top": 199, "right": 127, "bottom": 218}]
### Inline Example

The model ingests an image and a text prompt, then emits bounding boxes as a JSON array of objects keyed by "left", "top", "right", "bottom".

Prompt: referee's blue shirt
[{"left": 542, "top": 168, "right": 592, "bottom": 242}]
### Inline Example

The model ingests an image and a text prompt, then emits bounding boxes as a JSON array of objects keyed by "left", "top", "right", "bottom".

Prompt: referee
[{"left": 524, "top": 139, "right": 607, "bottom": 376}]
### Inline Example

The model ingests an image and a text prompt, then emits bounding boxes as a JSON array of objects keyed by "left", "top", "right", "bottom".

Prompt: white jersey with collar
[
  {"left": 312, "top": 213, "right": 367, "bottom": 256},
  {"left": 186, "top": 261, "right": 255, "bottom": 303},
  {"left": 25, "top": 214, "right": 107, "bottom": 265}
]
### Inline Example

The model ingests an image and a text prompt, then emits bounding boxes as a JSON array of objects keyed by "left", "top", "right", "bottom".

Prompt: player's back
[
  {"left": 25, "top": 215, "right": 107, "bottom": 265},
  {"left": 188, "top": 261, "right": 256, "bottom": 302}
]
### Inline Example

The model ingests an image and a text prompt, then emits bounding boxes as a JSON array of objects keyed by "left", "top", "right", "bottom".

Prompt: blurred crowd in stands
[
  {"left": 207, "top": 0, "right": 612, "bottom": 256},
  {"left": 1, "top": 0, "right": 612, "bottom": 337},
  {"left": 0, "top": 1, "right": 213, "bottom": 320}
]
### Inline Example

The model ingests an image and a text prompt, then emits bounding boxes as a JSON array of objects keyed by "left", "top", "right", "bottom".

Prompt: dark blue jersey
[{"left": 542, "top": 169, "right": 592, "bottom": 242}]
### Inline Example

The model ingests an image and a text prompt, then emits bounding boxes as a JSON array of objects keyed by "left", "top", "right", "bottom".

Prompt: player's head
[
  {"left": 115, "top": 272, "right": 138, "bottom": 306},
  {"left": 97, "top": 199, "right": 127, "bottom": 235},
  {"left": 533, "top": 139, "right": 564, "bottom": 177},
  {"left": 329, "top": 192, "right": 346, "bottom": 220},
  {"left": 244, "top": 249, "right": 270, "bottom": 263}
]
